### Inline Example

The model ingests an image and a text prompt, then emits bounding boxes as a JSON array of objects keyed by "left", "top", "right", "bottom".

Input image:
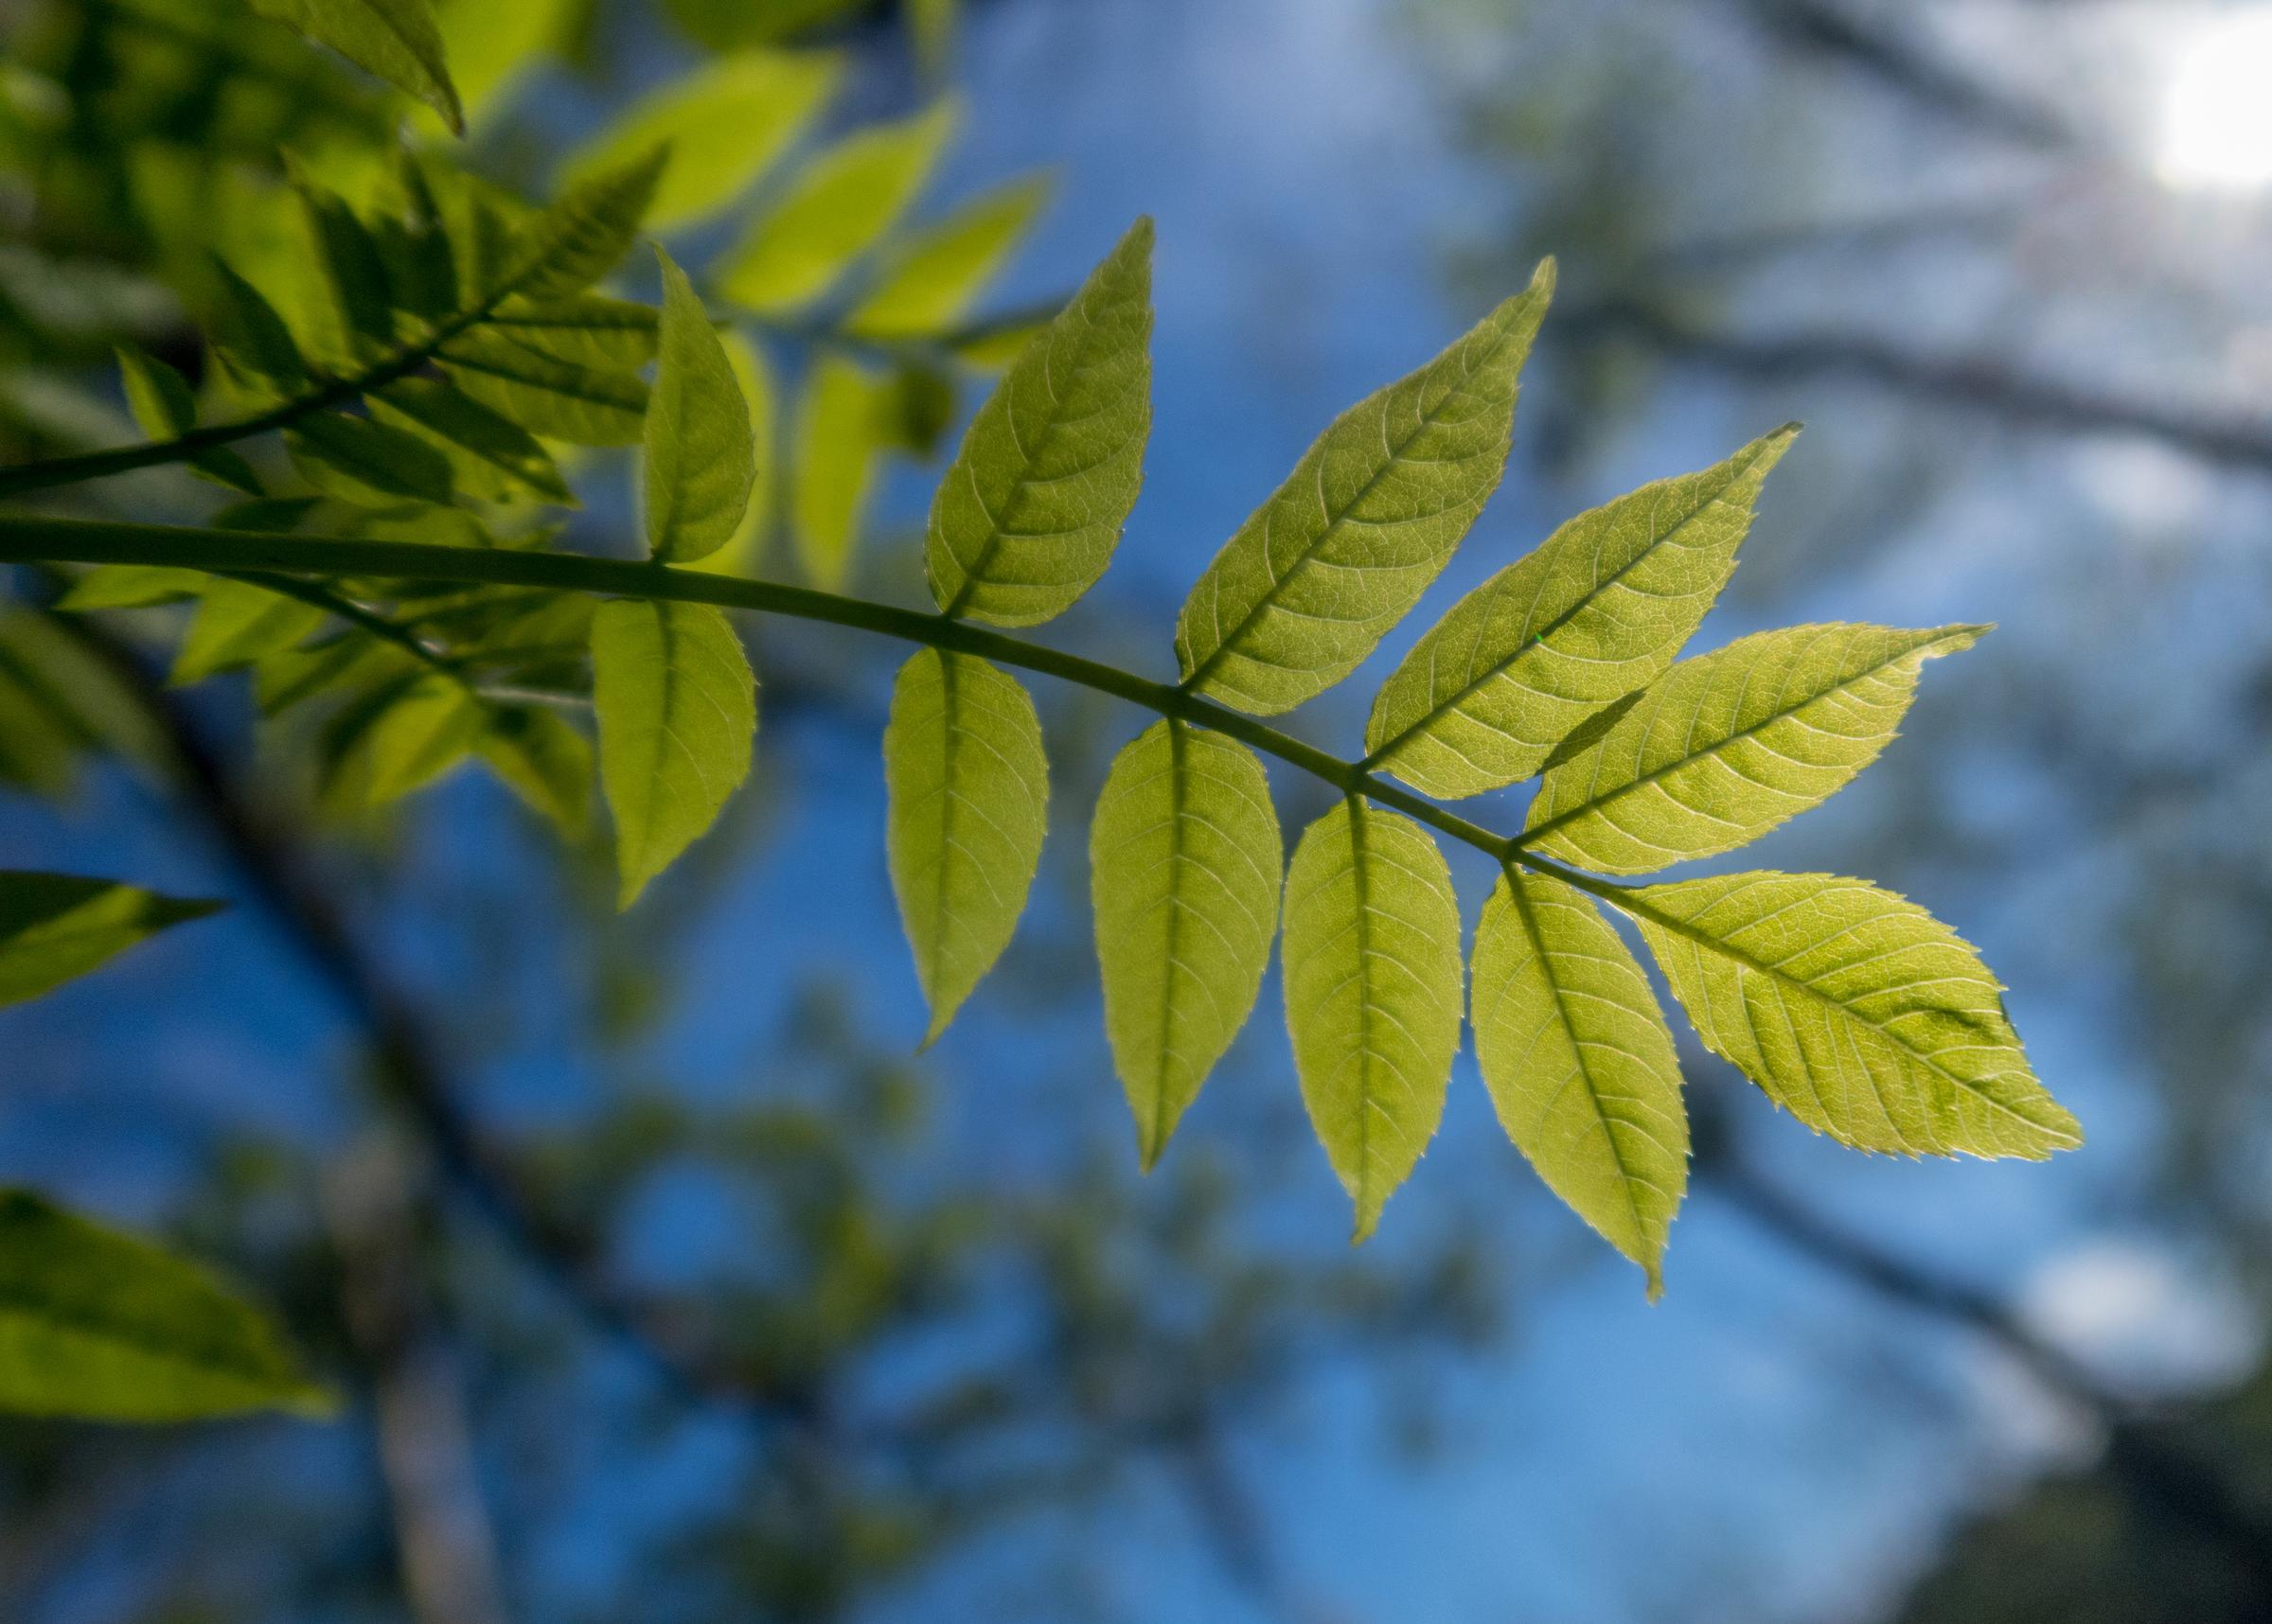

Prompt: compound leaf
[
  {"left": 1524, "top": 624, "right": 1984, "bottom": 874},
  {"left": 1616, "top": 871, "right": 2082, "bottom": 1158},
  {"left": 285, "top": 411, "right": 457, "bottom": 505},
  {"left": 1472, "top": 868, "right": 1686, "bottom": 1295},
  {"left": 0, "top": 1189, "right": 328, "bottom": 1421},
  {"left": 1282, "top": 799, "right": 1463, "bottom": 1241},
  {"left": 248, "top": 0, "right": 463, "bottom": 134},
  {"left": 0, "top": 872, "right": 223, "bottom": 1008},
  {"left": 371, "top": 376, "right": 573, "bottom": 504},
  {"left": 924, "top": 217, "right": 1152, "bottom": 627},
  {"left": 505, "top": 147, "right": 666, "bottom": 304},
  {"left": 1091, "top": 719, "right": 1281, "bottom": 1169},
  {"left": 884, "top": 649, "right": 1048, "bottom": 1046},
  {"left": 717, "top": 99, "right": 959, "bottom": 314},
  {"left": 1364, "top": 427, "right": 1797, "bottom": 798},
  {"left": 439, "top": 331, "right": 648, "bottom": 445},
  {"left": 643, "top": 247, "right": 755, "bottom": 563},
  {"left": 592, "top": 600, "right": 755, "bottom": 909},
  {"left": 116, "top": 347, "right": 263, "bottom": 494},
  {"left": 1175, "top": 259, "right": 1553, "bottom": 715}
]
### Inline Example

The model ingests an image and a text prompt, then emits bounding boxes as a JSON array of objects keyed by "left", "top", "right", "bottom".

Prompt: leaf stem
[{"left": 0, "top": 515, "right": 1607, "bottom": 876}]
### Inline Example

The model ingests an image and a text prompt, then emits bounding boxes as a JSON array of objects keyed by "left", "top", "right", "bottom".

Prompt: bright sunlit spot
[{"left": 2157, "top": 9, "right": 2272, "bottom": 190}]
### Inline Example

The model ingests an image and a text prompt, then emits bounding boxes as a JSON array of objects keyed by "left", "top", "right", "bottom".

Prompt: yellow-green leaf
[
  {"left": 559, "top": 51, "right": 841, "bottom": 232},
  {"left": 1175, "top": 259, "right": 1553, "bottom": 715},
  {"left": 370, "top": 376, "right": 574, "bottom": 504},
  {"left": 846, "top": 173, "right": 1050, "bottom": 340},
  {"left": 1091, "top": 720, "right": 1282, "bottom": 1169},
  {"left": 1364, "top": 427, "right": 1797, "bottom": 798},
  {"left": 689, "top": 329, "right": 778, "bottom": 578},
  {"left": 285, "top": 411, "right": 457, "bottom": 505},
  {"left": 116, "top": 347, "right": 263, "bottom": 494},
  {"left": 505, "top": 146, "right": 666, "bottom": 304},
  {"left": 643, "top": 247, "right": 755, "bottom": 563},
  {"left": 476, "top": 705, "right": 592, "bottom": 833},
  {"left": 0, "top": 1190, "right": 328, "bottom": 1421},
  {"left": 1523, "top": 624, "right": 1984, "bottom": 875},
  {"left": 319, "top": 673, "right": 482, "bottom": 810},
  {"left": 883, "top": 649, "right": 1048, "bottom": 1046},
  {"left": 1615, "top": 871, "right": 2082, "bottom": 1159},
  {"left": 1282, "top": 799, "right": 1463, "bottom": 1241},
  {"left": 485, "top": 294, "right": 659, "bottom": 370},
  {"left": 172, "top": 580, "right": 327, "bottom": 684},
  {"left": 925, "top": 218, "right": 1151, "bottom": 627},
  {"left": 439, "top": 331, "right": 648, "bottom": 446},
  {"left": 0, "top": 872, "right": 222, "bottom": 1007},
  {"left": 592, "top": 600, "right": 755, "bottom": 909},
  {"left": 249, "top": 0, "right": 464, "bottom": 134},
  {"left": 717, "top": 99, "right": 960, "bottom": 314},
  {"left": 790, "top": 353, "right": 891, "bottom": 589},
  {"left": 1471, "top": 868, "right": 1686, "bottom": 1296}
]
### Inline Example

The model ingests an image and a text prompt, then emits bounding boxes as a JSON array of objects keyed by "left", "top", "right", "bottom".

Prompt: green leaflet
[
  {"left": 592, "top": 600, "right": 756, "bottom": 909},
  {"left": 846, "top": 173, "right": 1051, "bottom": 340},
  {"left": 0, "top": 1190, "right": 328, "bottom": 1421},
  {"left": 286, "top": 411, "right": 457, "bottom": 505},
  {"left": 0, "top": 612, "right": 168, "bottom": 792},
  {"left": 1471, "top": 869, "right": 1687, "bottom": 1296},
  {"left": 1282, "top": 799, "right": 1463, "bottom": 1241},
  {"left": 1175, "top": 259, "right": 1553, "bottom": 715},
  {"left": 298, "top": 181, "right": 397, "bottom": 358},
  {"left": 428, "top": 0, "right": 572, "bottom": 128},
  {"left": 505, "top": 146, "right": 667, "bottom": 304},
  {"left": 485, "top": 294, "right": 659, "bottom": 370},
  {"left": 0, "top": 872, "right": 223, "bottom": 1007},
  {"left": 1091, "top": 720, "right": 1282, "bottom": 1169},
  {"left": 924, "top": 219, "right": 1152, "bottom": 627},
  {"left": 115, "top": 347, "right": 263, "bottom": 494},
  {"left": 559, "top": 50, "right": 840, "bottom": 232},
  {"left": 172, "top": 579, "right": 326, "bottom": 684},
  {"left": 1364, "top": 428, "right": 1797, "bottom": 798},
  {"left": 790, "top": 353, "right": 892, "bottom": 590},
  {"left": 319, "top": 673, "right": 483, "bottom": 810},
  {"left": 439, "top": 331, "right": 649, "bottom": 446},
  {"left": 248, "top": 0, "right": 464, "bottom": 134},
  {"left": 370, "top": 376, "right": 573, "bottom": 504},
  {"left": 643, "top": 248, "right": 755, "bottom": 563},
  {"left": 1523, "top": 623, "right": 1984, "bottom": 874},
  {"left": 1612, "top": 871, "right": 2082, "bottom": 1159},
  {"left": 207, "top": 260, "right": 311, "bottom": 399},
  {"left": 476, "top": 704, "right": 593, "bottom": 833},
  {"left": 883, "top": 650, "right": 1048, "bottom": 1046},
  {"left": 717, "top": 100, "right": 961, "bottom": 314},
  {"left": 689, "top": 329, "right": 778, "bottom": 579},
  {"left": 61, "top": 565, "right": 208, "bottom": 610}
]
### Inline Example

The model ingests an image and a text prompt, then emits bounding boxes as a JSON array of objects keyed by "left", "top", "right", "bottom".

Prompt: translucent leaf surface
[
  {"left": 1091, "top": 719, "right": 1281, "bottom": 1168},
  {"left": 559, "top": 51, "right": 840, "bottom": 232},
  {"left": 0, "top": 872, "right": 222, "bottom": 1008},
  {"left": 883, "top": 650, "right": 1048, "bottom": 1046},
  {"left": 248, "top": 0, "right": 464, "bottom": 133},
  {"left": 439, "top": 331, "right": 648, "bottom": 445},
  {"left": 172, "top": 580, "right": 326, "bottom": 684},
  {"left": 1175, "top": 260, "right": 1553, "bottom": 715},
  {"left": 505, "top": 147, "right": 666, "bottom": 304},
  {"left": 790, "top": 354, "right": 891, "bottom": 590},
  {"left": 0, "top": 1190, "right": 328, "bottom": 1421},
  {"left": 717, "top": 100, "right": 959, "bottom": 314},
  {"left": 924, "top": 218, "right": 1151, "bottom": 627},
  {"left": 1524, "top": 624, "right": 1984, "bottom": 874},
  {"left": 846, "top": 174, "right": 1050, "bottom": 340},
  {"left": 1616, "top": 871, "right": 2082, "bottom": 1158},
  {"left": 1282, "top": 799, "right": 1463, "bottom": 1240},
  {"left": 643, "top": 248, "right": 754, "bottom": 563},
  {"left": 1364, "top": 427, "right": 1796, "bottom": 798},
  {"left": 370, "top": 376, "right": 573, "bottom": 504},
  {"left": 1471, "top": 868, "right": 1686, "bottom": 1294},
  {"left": 592, "top": 600, "right": 755, "bottom": 909},
  {"left": 285, "top": 411, "right": 457, "bottom": 505},
  {"left": 485, "top": 294, "right": 658, "bottom": 370}
]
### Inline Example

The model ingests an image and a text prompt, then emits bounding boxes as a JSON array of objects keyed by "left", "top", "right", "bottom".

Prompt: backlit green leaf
[
  {"left": 248, "top": 0, "right": 464, "bottom": 134},
  {"left": 320, "top": 673, "right": 482, "bottom": 809},
  {"left": 0, "top": 1189, "right": 328, "bottom": 1421},
  {"left": 1614, "top": 871, "right": 2082, "bottom": 1158},
  {"left": 1364, "top": 428, "right": 1797, "bottom": 798},
  {"left": 643, "top": 248, "right": 755, "bottom": 563},
  {"left": 592, "top": 600, "right": 755, "bottom": 909},
  {"left": 689, "top": 329, "right": 778, "bottom": 578},
  {"left": 717, "top": 100, "right": 960, "bottom": 314},
  {"left": 1281, "top": 798, "right": 1463, "bottom": 1241},
  {"left": 1175, "top": 259, "right": 1553, "bottom": 715},
  {"left": 560, "top": 51, "right": 841, "bottom": 232},
  {"left": 208, "top": 260, "right": 311, "bottom": 399},
  {"left": 925, "top": 218, "right": 1152, "bottom": 627},
  {"left": 1523, "top": 624, "right": 1984, "bottom": 874},
  {"left": 884, "top": 649, "right": 1048, "bottom": 1046},
  {"left": 298, "top": 182, "right": 397, "bottom": 358},
  {"left": 790, "top": 354, "right": 891, "bottom": 590},
  {"left": 172, "top": 579, "right": 327, "bottom": 684},
  {"left": 1471, "top": 868, "right": 1686, "bottom": 1295},
  {"left": 439, "top": 331, "right": 649, "bottom": 445},
  {"left": 505, "top": 147, "right": 666, "bottom": 304},
  {"left": 846, "top": 173, "right": 1050, "bottom": 339},
  {"left": 286, "top": 411, "right": 457, "bottom": 505},
  {"left": 1091, "top": 720, "right": 1282, "bottom": 1169},
  {"left": 476, "top": 705, "right": 593, "bottom": 833},
  {"left": 60, "top": 565, "right": 207, "bottom": 610},
  {"left": 0, "top": 872, "right": 222, "bottom": 1007},
  {"left": 485, "top": 294, "right": 659, "bottom": 370},
  {"left": 371, "top": 377, "right": 573, "bottom": 504}
]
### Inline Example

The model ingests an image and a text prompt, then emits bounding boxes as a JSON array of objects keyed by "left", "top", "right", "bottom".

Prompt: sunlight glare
[{"left": 2157, "top": 9, "right": 2272, "bottom": 190}]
